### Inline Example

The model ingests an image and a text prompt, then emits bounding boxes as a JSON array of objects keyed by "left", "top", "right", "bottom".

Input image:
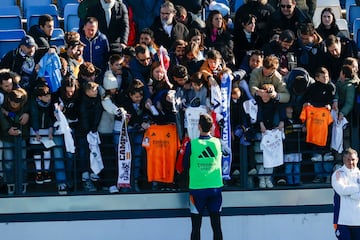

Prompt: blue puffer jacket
[{"left": 80, "top": 30, "right": 110, "bottom": 74}]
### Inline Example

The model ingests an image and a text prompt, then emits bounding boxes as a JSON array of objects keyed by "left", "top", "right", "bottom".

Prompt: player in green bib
[{"left": 183, "top": 113, "right": 223, "bottom": 240}]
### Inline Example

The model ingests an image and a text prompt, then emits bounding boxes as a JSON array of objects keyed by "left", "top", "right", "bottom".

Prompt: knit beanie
[{"left": 103, "top": 70, "right": 118, "bottom": 90}]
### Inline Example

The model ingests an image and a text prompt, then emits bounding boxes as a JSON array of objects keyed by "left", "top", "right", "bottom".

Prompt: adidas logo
[{"left": 198, "top": 146, "right": 215, "bottom": 158}]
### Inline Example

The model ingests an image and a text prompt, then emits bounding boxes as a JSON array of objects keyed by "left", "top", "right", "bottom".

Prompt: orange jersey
[
  {"left": 142, "top": 124, "right": 180, "bottom": 183},
  {"left": 300, "top": 105, "right": 333, "bottom": 146}
]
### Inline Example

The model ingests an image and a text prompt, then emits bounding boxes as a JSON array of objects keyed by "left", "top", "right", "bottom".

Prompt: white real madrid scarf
[{"left": 117, "top": 117, "right": 132, "bottom": 188}]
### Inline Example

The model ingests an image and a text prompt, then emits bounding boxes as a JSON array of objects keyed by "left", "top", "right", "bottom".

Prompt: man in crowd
[{"left": 332, "top": 148, "right": 360, "bottom": 240}]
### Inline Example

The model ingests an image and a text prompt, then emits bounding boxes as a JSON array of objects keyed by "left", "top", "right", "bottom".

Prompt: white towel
[
  {"left": 87, "top": 131, "right": 104, "bottom": 174},
  {"left": 54, "top": 103, "right": 75, "bottom": 153}
]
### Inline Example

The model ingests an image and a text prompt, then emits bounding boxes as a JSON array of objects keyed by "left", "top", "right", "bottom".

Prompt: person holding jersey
[{"left": 183, "top": 113, "right": 223, "bottom": 240}]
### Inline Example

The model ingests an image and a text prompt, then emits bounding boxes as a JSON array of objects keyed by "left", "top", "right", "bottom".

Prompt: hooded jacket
[
  {"left": 87, "top": 0, "right": 129, "bottom": 48},
  {"left": 28, "top": 25, "right": 51, "bottom": 49}
]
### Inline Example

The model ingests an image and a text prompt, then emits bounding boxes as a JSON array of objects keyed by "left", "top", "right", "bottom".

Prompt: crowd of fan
[{"left": 0, "top": 0, "right": 358, "bottom": 195}]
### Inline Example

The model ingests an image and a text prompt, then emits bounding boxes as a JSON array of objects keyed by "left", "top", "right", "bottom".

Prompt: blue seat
[
  {"left": 348, "top": 5, "right": 360, "bottom": 33},
  {"left": 64, "top": 3, "right": 80, "bottom": 32},
  {"left": 2, "top": 0, "right": 17, "bottom": 7},
  {"left": 26, "top": 4, "right": 59, "bottom": 32},
  {"left": 0, "top": 6, "right": 22, "bottom": 30},
  {"left": 0, "top": 16, "right": 22, "bottom": 30},
  {"left": 346, "top": 0, "right": 356, "bottom": 21},
  {"left": 0, "top": 29, "right": 26, "bottom": 59},
  {"left": 353, "top": 16, "right": 360, "bottom": 49},
  {"left": 354, "top": 29, "right": 360, "bottom": 51},
  {"left": 0, "top": 5, "right": 21, "bottom": 16},
  {"left": 21, "top": 0, "right": 52, "bottom": 18},
  {"left": 50, "top": 28, "right": 65, "bottom": 47},
  {"left": 57, "top": 0, "right": 78, "bottom": 17},
  {"left": 233, "top": 0, "right": 245, "bottom": 13},
  {"left": 336, "top": 18, "right": 350, "bottom": 38}
]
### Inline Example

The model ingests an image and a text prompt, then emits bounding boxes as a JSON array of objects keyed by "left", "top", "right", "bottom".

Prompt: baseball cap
[{"left": 20, "top": 35, "right": 38, "bottom": 48}]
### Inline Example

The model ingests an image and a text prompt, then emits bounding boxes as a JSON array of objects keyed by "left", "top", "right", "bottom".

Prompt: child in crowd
[
  {"left": 170, "top": 65, "right": 190, "bottom": 140},
  {"left": 77, "top": 81, "right": 103, "bottom": 192},
  {"left": 302, "top": 67, "right": 335, "bottom": 183},
  {"left": 148, "top": 61, "right": 175, "bottom": 124},
  {"left": 230, "top": 85, "right": 255, "bottom": 183},
  {"left": 0, "top": 88, "right": 29, "bottom": 194},
  {"left": 121, "top": 46, "right": 136, "bottom": 90},
  {"left": 200, "top": 49, "right": 227, "bottom": 87},
  {"left": 53, "top": 75, "right": 81, "bottom": 191},
  {"left": 187, "top": 28, "right": 206, "bottom": 60},
  {"left": 30, "top": 83, "right": 56, "bottom": 185},
  {"left": 118, "top": 79, "right": 150, "bottom": 192},
  {"left": 333, "top": 64, "right": 358, "bottom": 157},
  {"left": 99, "top": 70, "right": 122, "bottom": 135},
  {"left": 200, "top": 49, "right": 231, "bottom": 122},
  {"left": 108, "top": 53, "right": 129, "bottom": 94},
  {"left": 283, "top": 105, "right": 304, "bottom": 186},
  {"left": 78, "top": 62, "right": 101, "bottom": 85},
  {"left": 184, "top": 41, "right": 204, "bottom": 76},
  {"left": 254, "top": 83, "right": 284, "bottom": 188},
  {"left": 184, "top": 72, "right": 209, "bottom": 140},
  {"left": 184, "top": 72, "right": 209, "bottom": 108},
  {"left": 97, "top": 70, "right": 125, "bottom": 190}
]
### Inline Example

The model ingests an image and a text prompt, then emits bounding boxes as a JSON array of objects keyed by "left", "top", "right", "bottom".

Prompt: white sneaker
[
  {"left": 248, "top": 168, "right": 257, "bottom": 175},
  {"left": 259, "top": 178, "right": 266, "bottom": 188},
  {"left": 7, "top": 184, "right": 15, "bottom": 195},
  {"left": 323, "top": 153, "right": 334, "bottom": 161},
  {"left": 109, "top": 185, "right": 119, "bottom": 194},
  {"left": 82, "top": 171, "right": 90, "bottom": 181},
  {"left": 266, "top": 179, "right": 274, "bottom": 188},
  {"left": 90, "top": 173, "right": 100, "bottom": 182},
  {"left": 58, "top": 183, "right": 68, "bottom": 195},
  {"left": 311, "top": 154, "right": 322, "bottom": 162}
]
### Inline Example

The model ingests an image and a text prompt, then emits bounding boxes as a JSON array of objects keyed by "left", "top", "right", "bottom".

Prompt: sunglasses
[{"left": 280, "top": 4, "right": 292, "bottom": 9}]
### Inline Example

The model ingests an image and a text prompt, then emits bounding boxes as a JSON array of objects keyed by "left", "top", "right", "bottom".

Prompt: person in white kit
[{"left": 332, "top": 147, "right": 360, "bottom": 240}]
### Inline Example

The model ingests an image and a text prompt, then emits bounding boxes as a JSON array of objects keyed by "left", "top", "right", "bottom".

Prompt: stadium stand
[
  {"left": 0, "top": 29, "right": 26, "bottom": 58},
  {"left": 348, "top": 5, "right": 360, "bottom": 33},
  {"left": 353, "top": 17, "right": 360, "bottom": 37},
  {"left": 0, "top": 0, "right": 358, "bottom": 198},
  {"left": 345, "top": 0, "right": 356, "bottom": 19},
  {"left": 337, "top": 18, "right": 350, "bottom": 38},
  {"left": 63, "top": 3, "right": 79, "bottom": 32},
  {"left": 50, "top": 28, "right": 65, "bottom": 47},
  {"left": 232, "top": 0, "right": 245, "bottom": 13},
  {"left": 57, "top": 0, "right": 78, "bottom": 17},
  {"left": 26, "top": 4, "right": 60, "bottom": 31},
  {"left": 21, "top": 0, "right": 52, "bottom": 18},
  {"left": 0, "top": 6, "right": 22, "bottom": 30},
  {"left": 2, "top": 0, "right": 17, "bottom": 7}
]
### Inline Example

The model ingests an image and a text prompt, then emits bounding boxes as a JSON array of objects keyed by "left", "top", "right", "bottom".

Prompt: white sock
[
  {"left": 34, "top": 155, "right": 42, "bottom": 171},
  {"left": 43, "top": 151, "right": 51, "bottom": 170}
]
